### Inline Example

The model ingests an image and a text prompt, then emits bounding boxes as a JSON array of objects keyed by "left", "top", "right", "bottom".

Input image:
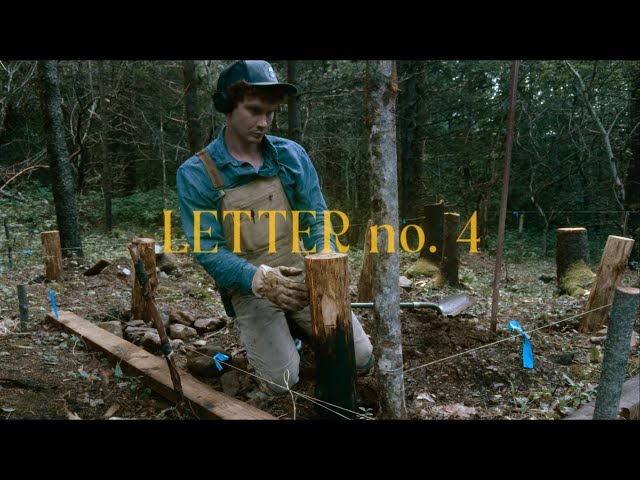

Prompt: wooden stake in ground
[
  {"left": 128, "top": 242, "right": 185, "bottom": 415},
  {"left": 438, "top": 212, "right": 460, "bottom": 288},
  {"left": 305, "top": 252, "right": 357, "bottom": 418},
  {"left": 356, "top": 219, "right": 373, "bottom": 302},
  {"left": 593, "top": 286, "right": 640, "bottom": 419},
  {"left": 556, "top": 227, "right": 594, "bottom": 296},
  {"left": 580, "top": 235, "right": 635, "bottom": 333},
  {"left": 130, "top": 237, "right": 158, "bottom": 324},
  {"left": 41, "top": 230, "right": 64, "bottom": 281},
  {"left": 17, "top": 284, "right": 28, "bottom": 331}
]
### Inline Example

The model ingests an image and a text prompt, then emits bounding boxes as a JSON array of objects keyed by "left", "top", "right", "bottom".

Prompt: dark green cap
[{"left": 217, "top": 60, "right": 297, "bottom": 95}]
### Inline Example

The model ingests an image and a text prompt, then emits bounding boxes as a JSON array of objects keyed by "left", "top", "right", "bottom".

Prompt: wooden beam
[{"left": 46, "top": 310, "right": 275, "bottom": 420}]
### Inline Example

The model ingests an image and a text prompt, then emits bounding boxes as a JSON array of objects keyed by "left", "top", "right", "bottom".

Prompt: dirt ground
[{"left": 1, "top": 249, "right": 638, "bottom": 420}]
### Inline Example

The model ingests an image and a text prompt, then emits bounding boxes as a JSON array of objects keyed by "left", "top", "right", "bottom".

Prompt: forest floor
[{"left": 1, "top": 245, "right": 639, "bottom": 421}]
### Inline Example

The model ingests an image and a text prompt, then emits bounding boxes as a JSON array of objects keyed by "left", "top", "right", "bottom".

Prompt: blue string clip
[{"left": 212, "top": 352, "right": 230, "bottom": 371}]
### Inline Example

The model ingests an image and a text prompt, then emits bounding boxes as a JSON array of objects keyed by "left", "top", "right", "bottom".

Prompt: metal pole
[{"left": 490, "top": 60, "right": 520, "bottom": 333}]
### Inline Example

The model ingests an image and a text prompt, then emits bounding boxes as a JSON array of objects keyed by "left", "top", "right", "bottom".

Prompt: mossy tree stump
[{"left": 556, "top": 228, "right": 594, "bottom": 296}]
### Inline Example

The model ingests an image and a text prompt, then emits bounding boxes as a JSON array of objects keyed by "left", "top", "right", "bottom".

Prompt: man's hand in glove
[{"left": 252, "top": 265, "right": 309, "bottom": 311}]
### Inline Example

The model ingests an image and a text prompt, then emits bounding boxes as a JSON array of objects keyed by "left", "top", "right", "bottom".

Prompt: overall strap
[{"left": 196, "top": 149, "right": 226, "bottom": 197}]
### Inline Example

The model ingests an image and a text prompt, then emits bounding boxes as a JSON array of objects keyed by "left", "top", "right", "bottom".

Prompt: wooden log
[
  {"left": 580, "top": 235, "right": 635, "bottom": 333},
  {"left": 130, "top": 237, "right": 158, "bottom": 324},
  {"left": 17, "top": 284, "right": 28, "bottom": 331},
  {"left": 40, "top": 230, "right": 64, "bottom": 281},
  {"left": 305, "top": 252, "right": 357, "bottom": 418},
  {"left": 420, "top": 201, "right": 444, "bottom": 261},
  {"left": 440, "top": 212, "right": 460, "bottom": 287},
  {"left": 556, "top": 227, "right": 592, "bottom": 295},
  {"left": 83, "top": 259, "right": 111, "bottom": 276},
  {"left": 593, "top": 287, "right": 640, "bottom": 419},
  {"left": 46, "top": 310, "right": 274, "bottom": 419},
  {"left": 356, "top": 219, "right": 373, "bottom": 302}
]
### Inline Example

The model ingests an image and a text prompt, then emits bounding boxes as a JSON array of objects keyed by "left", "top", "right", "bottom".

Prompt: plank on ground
[
  {"left": 46, "top": 310, "right": 274, "bottom": 420},
  {"left": 564, "top": 374, "right": 639, "bottom": 420}
]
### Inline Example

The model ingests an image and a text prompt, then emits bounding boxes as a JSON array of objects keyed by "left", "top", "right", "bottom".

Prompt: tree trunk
[
  {"left": 36, "top": 60, "right": 83, "bottom": 258},
  {"left": 366, "top": 60, "right": 406, "bottom": 419},
  {"left": 287, "top": 60, "right": 302, "bottom": 144},
  {"left": 357, "top": 219, "right": 374, "bottom": 302},
  {"left": 305, "top": 252, "right": 357, "bottom": 418},
  {"left": 593, "top": 286, "right": 640, "bottom": 419},
  {"left": 41, "top": 230, "right": 64, "bottom": 281},
  {"left": 97, "top": 61, "right": 112, "bottom": 232},
  {"left": 420, "top": 201, "right": 444, "bottom": 262},
  {"left": 440, "top": 212, "right": 460, "bottom": 288},
  {"left": 183, "top": 60, "right": 202, "bottom": 155},
  {"left": 556, "top": 227, "right": 594, "bottom": 296},
  {"left": 130, "top": 237, "right": 158, "bottom": 324},
  {"left": 397, "top": 60, "right": 426, "bottom": 221},
  {"left": 580, "top": 235, "right": 635, "bottom": 332}
]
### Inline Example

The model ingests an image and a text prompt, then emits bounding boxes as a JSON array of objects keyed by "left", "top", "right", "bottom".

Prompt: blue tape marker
[
  {"left": 49, "top": 289, "right": 59, "bottom": 320},
  {"left": 506, "top": 320, "right": 534, "bottom": 369},
  {"left": 512, "top": 211, "right": 519, "bottom": 219},
  {"left": 21, "top": 250, "right": 33, "bottom": 255},
  {"left": 401, "top": 217, "right": 407, "bottom": 225},
  {"left": 294, "top": 338, "right": 302, "bottom": 352},
  {"left": 212, "top": 352, "right": 230, "bottom": 371}
]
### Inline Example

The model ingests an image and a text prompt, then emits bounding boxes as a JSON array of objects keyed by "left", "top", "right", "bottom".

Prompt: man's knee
[{"left": 258, "top": 362, "right": 300, "bottom": 395}]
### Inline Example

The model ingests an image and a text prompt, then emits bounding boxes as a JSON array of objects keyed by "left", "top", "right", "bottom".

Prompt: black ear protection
[{"left": 213, "top": 89, "right": 232, "bottom": 114}]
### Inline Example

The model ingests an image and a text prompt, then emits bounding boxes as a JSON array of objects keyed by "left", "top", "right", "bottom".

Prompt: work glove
[{"left": 252, "top": 265, "right": 309, "bottom": 311}]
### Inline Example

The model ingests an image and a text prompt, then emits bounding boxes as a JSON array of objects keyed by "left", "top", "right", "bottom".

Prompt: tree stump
[
  {"left": 130, "top": 238, "right": 158, "bottom": 324},
  {"left": 556, "top": 228, "right": 594, "bottom": 296},
  {"left": 356, "top": 220, "right": 373, "bottom": 302},
  {"left": 41, "top": 231, "right": 64, "bottom": 281},
  {"left": 580, "top": 235, "right": 635, "bottom": 333},
  {"left": 437, "top": 212, "right": 460, "bottom": 288},
  {"left": 305, "top": 252, "right": 356, "bottom": 418}
]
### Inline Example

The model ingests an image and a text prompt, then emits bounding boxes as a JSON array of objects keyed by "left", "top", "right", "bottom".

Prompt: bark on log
[
  {"left": 580, "top": 235, "right": 635, "bottom": 333},
  {"left": 130, "top": 238, "right": 158, "bottom": 324},
  {"left": 593, "top": 286, "right": 640, "bottom": 419},
  {"left": 356, "top": 219, "right": 373, "bottom": 302},
  {"left": 41, "top": 230, "right": 64, "bottom": 281},
  {"left": 305, "top": 252, "right": 357, "bottom": 418}
]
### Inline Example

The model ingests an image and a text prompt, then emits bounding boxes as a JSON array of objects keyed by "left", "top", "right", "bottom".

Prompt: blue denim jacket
[{"left": 177, "top": 128, "right": 336, "bottom": 295}]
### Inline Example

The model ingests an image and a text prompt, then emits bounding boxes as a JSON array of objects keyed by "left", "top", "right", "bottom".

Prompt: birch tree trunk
[
  {"left": 366, "top": 60, "right": 406, "bottom": 419},
  {"left": 36, "top": 60, "right": 83, "bottom": 258}
]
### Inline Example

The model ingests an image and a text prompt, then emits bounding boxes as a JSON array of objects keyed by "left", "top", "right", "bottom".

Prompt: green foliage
[{"left": 111, "top": 188, "right": 179, "bottom": 226}]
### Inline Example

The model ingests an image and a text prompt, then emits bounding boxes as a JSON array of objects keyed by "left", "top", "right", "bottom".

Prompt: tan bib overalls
[{"left": 197, "top": 150, "right": 372, "bottom": 394}]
